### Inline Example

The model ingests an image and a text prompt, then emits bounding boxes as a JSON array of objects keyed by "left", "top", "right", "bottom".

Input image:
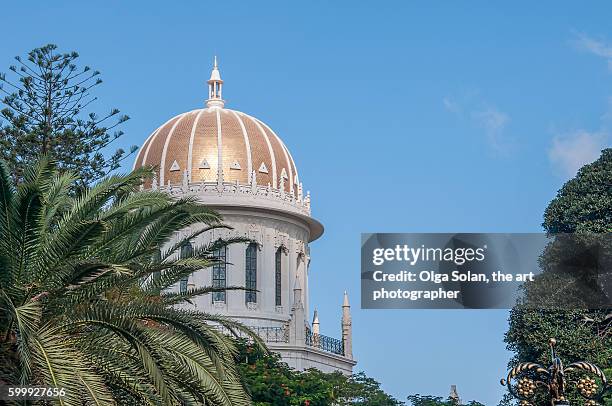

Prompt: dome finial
[{"left": 206, "top": 56, "right": 224, "bottom": 108}]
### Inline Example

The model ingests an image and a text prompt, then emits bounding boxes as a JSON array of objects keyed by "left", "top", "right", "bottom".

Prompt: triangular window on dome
[
  {"left": 199, "top": 159, "right": 210, "bottom": 169},
  {"left": 169, "top": 160, "right": 180, "bottom": 172},
  {"left": 230, "top": 160, "right": 241, "bottom": 170},
  {"left": 280, "top": 168, "right": 288, "bottom": 179},
  {"left": 258, "top": 162, "right": 268, "bottom": 174}
]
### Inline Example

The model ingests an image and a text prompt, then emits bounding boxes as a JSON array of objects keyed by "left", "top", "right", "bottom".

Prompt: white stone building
[{"left": 133, "top": 58, "right": 356, "bottom": 374}]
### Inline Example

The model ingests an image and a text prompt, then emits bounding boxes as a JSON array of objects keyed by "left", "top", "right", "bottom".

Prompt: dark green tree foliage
[
  {"left": 521, "top": 233, "right": 612, "bottom": 309},
  {"left": 406, "top": 395, "right": 484, "bottom": 406},
  {"left": 235, "top": 339, "right": 404, "bottom": 405},
  {"left": 543, "top": 149, "right": 612, "bottom": 234},
  {"left": 505, "top": 148, "right": 612, "bottom": 405},
  {"left": 0, "top": 44, "right": 136, "bottom": 185}
]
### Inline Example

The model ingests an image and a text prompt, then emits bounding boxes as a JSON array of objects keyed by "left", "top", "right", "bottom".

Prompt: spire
[
  {"left": 312, "top": 309, "right": 320, "bottom": 347},
  {"left": 206, "top": 56, "right": 224, "bottom": 108},
  {"left": 341, "top": 291, "right": 353, "bottom": 359},
  {"left": 449, "top": 385, "right": 461, "bottom": 404}
]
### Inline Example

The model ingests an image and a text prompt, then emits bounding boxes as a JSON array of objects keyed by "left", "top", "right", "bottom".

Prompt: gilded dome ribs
[
  {"left": 160, "top": 113, "right": 189, "bottom": 186},
  {"left": 258, "top": 118, "right": 294, "bottom": 195},
  {"left": 230, "top": 110, "right": 253, "bottom": 184},
  {"left": 251, "top": 115, "right": 277, "bottom": 188},
  {"left": 136, "top": 107, "right": 301, "bottom": 195},
  {"left": 215, "top": 109, "right": 223, "bottom": 183},
  {"left": 187, "top": 110, "right": 206, "bottom": 183}
]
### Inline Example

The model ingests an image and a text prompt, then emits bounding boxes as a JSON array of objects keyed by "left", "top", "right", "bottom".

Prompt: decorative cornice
[{"left": 161, "top": 179, "right": 311, "bottom": 216}]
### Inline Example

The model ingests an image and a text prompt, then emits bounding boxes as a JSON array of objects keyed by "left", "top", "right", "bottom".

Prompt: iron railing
[
  {"left": 213, "top": 324, "right": 289, "bottom": 343},
  {"left": 214, "top": 324, "right": 345, "bottom": 356},
  {"left": 305, "top": 327, "right": 344, "bottom": 356},
  {"left": 252, "top": 326, "right": 289, "bottom": 343}
]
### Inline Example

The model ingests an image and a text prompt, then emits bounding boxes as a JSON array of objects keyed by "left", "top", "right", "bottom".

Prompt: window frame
[
  {"left": 212, "top": 244, "right": 227, "bottom": 303},
  {"left": 275, "top": 247, "right": 282, "bottom": 306},
  {"left": 179, "top": 243, "right": 193, "bottom": 294},
  {"left": 245, "top": 243, "right": 258, "bottom": 304}
]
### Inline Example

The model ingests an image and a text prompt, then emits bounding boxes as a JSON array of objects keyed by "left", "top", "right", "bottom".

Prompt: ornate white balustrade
[{"left": 152, "top": 178, "right": 311, "bottom": 217}]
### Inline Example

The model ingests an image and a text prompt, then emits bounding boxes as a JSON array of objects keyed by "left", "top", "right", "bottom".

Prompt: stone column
[
  {"left": 341, "top": 291, "right": 353, "bottom": 359},
  {"left": 303, "top": 247, "right": 310, "bottom": 319},
  {"left": 261, "top": 230, "right": 275, "bottom": 315},
  {"left": 289, "top": 276, "right": 305, "bottom": 346}
]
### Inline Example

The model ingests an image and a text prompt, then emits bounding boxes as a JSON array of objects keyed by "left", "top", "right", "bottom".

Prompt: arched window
[
  {"left": 179, "top": 278, "right": 188, "bottom": 294},
  {"left": 212, "top": 243, "right": 227, "bottom": 303},
  {"left": 179, "top": 242, "right": 193, "bottom": 294},
  {"left": 275, "top": 248, "right": 282, "bottom": 306},
  {"left": 245, "top": 243, "right": 257, "bottom": 303}
]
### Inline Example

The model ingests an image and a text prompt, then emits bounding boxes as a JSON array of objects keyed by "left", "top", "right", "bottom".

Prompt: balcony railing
[
  {"left": 214, "top": 324, "right": 289, "bottom": 343},
  {"left": 252, "top": 326, "right": 289, "bottom": 343},
  {"left": 214, "top": 324, "right": 345, "bottom": 356},
  {"left": 305, "top": 327, "right": 344, "bottom": 356}
]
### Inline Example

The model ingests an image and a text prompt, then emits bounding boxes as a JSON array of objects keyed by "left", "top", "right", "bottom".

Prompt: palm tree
[{"left": 0, "top": 158, "right": 263, "bottom": 405}]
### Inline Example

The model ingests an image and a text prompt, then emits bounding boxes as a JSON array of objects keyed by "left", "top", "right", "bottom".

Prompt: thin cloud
[
  {"left": 472, "top": 108, "right": 513, "bottom": 154},
  {"left": 443, "top": 95, "right": 514, "bottom": 154},
  {"left": 546, "top": 67, "right": 611, "bottom": 178},
  {"left": 572, "top": 32, "right": 612, "bottom": 70},
  {"left": 442, "top": 96, "right": 462, "bottom": 115},
  {"left": 548, "top": 130, "right": 606, "bottom": 177}
]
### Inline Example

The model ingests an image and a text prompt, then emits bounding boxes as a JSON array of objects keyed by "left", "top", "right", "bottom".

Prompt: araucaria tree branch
[{"left": 0, "top": 44, "right": 138, "bottom": 186}]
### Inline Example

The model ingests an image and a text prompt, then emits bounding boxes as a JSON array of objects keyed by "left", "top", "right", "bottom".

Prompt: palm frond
[
  {"left": 1, "top": 158, "right": 258, "bottom": 404},
  {"left": 30, "top": 326, "right": 115, "bottom": 406}
]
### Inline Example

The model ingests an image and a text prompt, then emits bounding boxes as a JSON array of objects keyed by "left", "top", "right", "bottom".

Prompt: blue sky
[{"left": 2, "top": 1, "right": 612, "bottom": 404}]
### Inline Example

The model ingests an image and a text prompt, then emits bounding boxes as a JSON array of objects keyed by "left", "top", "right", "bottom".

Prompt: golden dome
[
  {"left": 134, "top": 58, "right": 320, "bottom": 240},
  {"left": 134, "top": 107, "right": 299, "bottom": 194},
  {"left": 134, "top": 58, "right": 300, "bottom": 196}
]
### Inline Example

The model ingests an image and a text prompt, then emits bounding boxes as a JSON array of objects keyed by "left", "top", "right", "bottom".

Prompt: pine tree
[{"left": 0, "top": 44, "right": 136, "bottom": 185}]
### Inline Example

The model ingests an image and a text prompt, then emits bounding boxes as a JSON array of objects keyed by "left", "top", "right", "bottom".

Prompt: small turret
[
  {"left": 312, "top": 309, "right": 320, "bottom": 335},
  {"left": 341, "top": 291, "right": 353, "bottom": 359},
  {"left": 206, "top": 56, "right": 225, "bottom": 108},
  {"left": 312, "top": 309, "right": 320, "bottom": 348},
  {"left": 449, "top": 385, "right": 460, "bottom": 404}
]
